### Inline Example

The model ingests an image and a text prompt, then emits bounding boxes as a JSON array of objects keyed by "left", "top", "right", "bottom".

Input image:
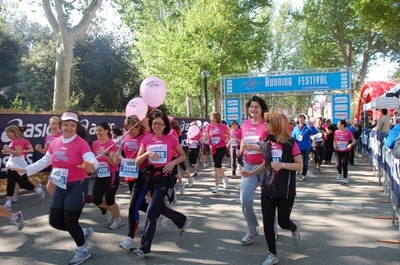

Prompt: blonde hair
[
  {"left": 124, "top": 115, "right": 146, "bottom": 134},
  {"left": 264, "top": 112, "right": 291, "bottom": 143},
  {"left": 170, "top": 119, "right": 181, "bottom": 135},
  {"left": 5, "top": 125, "right": 23, "bottom": 139}
]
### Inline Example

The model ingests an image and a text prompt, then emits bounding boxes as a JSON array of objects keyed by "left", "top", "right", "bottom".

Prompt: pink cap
[{"left": 61, "top": 112, "right": 79, "bottom": 122}]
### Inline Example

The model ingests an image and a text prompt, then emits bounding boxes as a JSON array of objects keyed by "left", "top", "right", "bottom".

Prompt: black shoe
[{"left": 98, "top": 207, "right": 107, "bottom": 215}]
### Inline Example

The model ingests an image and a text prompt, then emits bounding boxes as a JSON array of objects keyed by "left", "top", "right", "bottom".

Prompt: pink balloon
[
  {"left": 140, "top": 76, "right": 167, "bottom": 108},
  {"left": 187, "top": 125, "right": 200, "bottom": 137},
  {"left": 125, "top": 98, "right": 148, "bottom": 120},
  {"left": 319, "top": 100, "right": 327, "bottom": 107},
  {"left": 313, "top": 105, "right": 319, "bottom": 111}
]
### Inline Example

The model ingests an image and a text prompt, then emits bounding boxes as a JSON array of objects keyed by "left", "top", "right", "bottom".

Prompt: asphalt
[{"left": 0, "top": 155, "right": 399, "bottom": 265}]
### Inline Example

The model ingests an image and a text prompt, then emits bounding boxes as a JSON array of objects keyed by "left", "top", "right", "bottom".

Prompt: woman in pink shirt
[
  {"left": 205, "top": 111, "right": 230, "bottom": 194},
  {"left": 334, "top": 119, "right": 356, "bottom": 184},
  {"left": 227, "top": 120, "right": 243, "bottom": 178},
  {"left": 133, "top": 111, "right": 187, "bottom": 258},
  {"left": 12, "top": 111, "right": 99, "bottom": 265},
  {"left": 35, "top": 116, "right": 63, "bottom": 196},
  {"left": 2, "top": 125, "right": 45, "bottom": 210},
  {"left": 237, "top": 95, "right": 269, "bottom": 245},
  {"left": 91, "top": 122, "right": 123, "bottom": 230},
  {"left": 187, "top": 121, "right": 201, "bottom": 186}
]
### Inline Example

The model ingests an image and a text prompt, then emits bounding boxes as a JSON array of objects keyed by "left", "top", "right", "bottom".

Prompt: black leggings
[
  {"left": 261, "top": 195, "right": 296, "bottom": 255},
  {"left": 92, "top": 171, "right": 120, "bottom": 206},
  {"left": 335, "top": 151, "right": 350, "bottom": 178},
  {"left": 6, "top": 170, "right": 35, "bottom": 196},
  {"left": 128, "top": 173, "right": 148, "bottom": 239},
  {"left": 313, "top": 146, "right": 325, "bottom": 164},
  {"left": 188, "top": 147, "right": 200, "bottom": 165},
  {"left": 212, "top": 146, "right": 227, "bottom": 168}
]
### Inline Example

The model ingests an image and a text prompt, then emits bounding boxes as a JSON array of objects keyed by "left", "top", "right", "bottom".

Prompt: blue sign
[
  {"left": 332, "top": 94, "right": 350, "bottom": 124},
  {"left": 225, "top": 98, "right": 241, "bottom": 124},
  {"left": 224, "top": 71, "right": 350, "bottom": 94}
]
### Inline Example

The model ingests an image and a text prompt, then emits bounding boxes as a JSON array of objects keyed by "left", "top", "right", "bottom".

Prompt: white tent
[{"left": 363, "top": 83, "right": 400, "bottom": 111}]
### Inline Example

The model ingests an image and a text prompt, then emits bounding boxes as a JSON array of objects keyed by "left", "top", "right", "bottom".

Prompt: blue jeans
[
  {"left": 300, "top": 150, "right": 310, "bottom": 176},
  {"left": 240, "top": 162, "right": 263, "bottom": 232}
]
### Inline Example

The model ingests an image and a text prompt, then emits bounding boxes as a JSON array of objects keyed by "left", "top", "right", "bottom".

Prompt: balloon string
[{"left": 94, "top": 108, "right": 160, "bottom": 159}]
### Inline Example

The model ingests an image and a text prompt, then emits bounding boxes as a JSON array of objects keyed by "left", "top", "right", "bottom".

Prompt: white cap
[{"left": 61, "top": 112, "right": 79, "bottom": 122}]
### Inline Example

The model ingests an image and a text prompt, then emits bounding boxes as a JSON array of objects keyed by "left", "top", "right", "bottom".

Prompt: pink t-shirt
[
  {"left": 205, "top": 123, "right": 229, "bottom": 148},
  {"left": 242, "top": 119, "right": 269, "bottom": 165},
  {"left": 48, "top": 136, "right": 92, "bottom": 182},
  {"left": 187, "top": 131, "right": 201, "bottom": 149},
  {"left": 201, "top": 130, "right": 209, "bottom": 145},
  {"left": 92, "top": 138, "right": 119, "bottom": 173},
  {"left": 9, "top": 138, "right": 23, "bottom": 157},
  {"left": 168, "top": 129, "right": 180, "bottom": 157},
  {"left": 23, "top": 138, "right": 31, "bottom": 158},
  {"left": 270, "top": 141, "right": 301, "bottom": 174},
  {"left": 334, "top": 130, "right": 353, "bottom": 152},
  {"left": 122, "top": 132, "right": 149, "bottom": 170},
  {"left": 45, "top": 132, "right": 63, "bottom": 147},
  {"left": 140, "top": 134, "right": 180, "bottom": 170},
  {"left": 230, "top": 128, "right": 242, "bottom": 147}
]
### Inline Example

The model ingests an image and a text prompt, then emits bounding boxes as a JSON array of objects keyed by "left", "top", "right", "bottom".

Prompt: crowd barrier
[{"left": 362, "top": 129, "right": 400, "bottom": 240}]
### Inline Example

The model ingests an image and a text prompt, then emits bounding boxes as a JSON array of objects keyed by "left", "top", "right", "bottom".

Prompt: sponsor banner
[
  {"left": 332, "top": 94, "right": 350, "bottom": 124},
  {"left": 224, "top": 71, "right": 350, "bottom": 94},
  {"left": 0, "top": 113, "right": 206, "bottom": 178},
  {"left": 225, "top": 98, "right": 241, "bottom": 124}
]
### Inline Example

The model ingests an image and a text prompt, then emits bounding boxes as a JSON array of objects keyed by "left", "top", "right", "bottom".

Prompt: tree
[{"left": 41, "top": 0, "right": 103, "bottom": 110}]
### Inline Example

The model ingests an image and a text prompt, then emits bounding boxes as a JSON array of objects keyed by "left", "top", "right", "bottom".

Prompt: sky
[{"left": 6, "top": 0, "right": 398, "bottom": 82}]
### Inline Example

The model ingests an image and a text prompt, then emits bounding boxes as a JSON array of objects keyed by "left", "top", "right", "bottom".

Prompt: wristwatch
[{"left": 281, "top": 162, "right": 285, "bottom": 169}]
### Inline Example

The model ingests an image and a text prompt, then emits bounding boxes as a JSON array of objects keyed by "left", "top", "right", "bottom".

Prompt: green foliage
[{"left": 10, "top": 94, "right": 24, "bottom": 110}]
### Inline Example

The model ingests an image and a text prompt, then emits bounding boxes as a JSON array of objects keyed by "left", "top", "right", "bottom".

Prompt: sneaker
[
  {"left": 241, "top": 229, "right": 258, "bottom": 245},
  {"left": 119, "top": 181, "right": 127, "bottom": 187},
  {"left": 301, "top": 175, "right": 306, "bottom": 181},
  {"left": 179, "top": 183, "right": 185, "bottom": 195},
  {"left": 3, "top": 201, "right": 12, "bottom": 211},
  {"left": 156, "top": 215, "right": 165, "bottom": 230},
  {"left": 203, "top": 163, "right": 208, "bottom": 168},
  {"left": 212, "top": 162, "right": 215, "bottom": 167},
  {"left": 98, "top": 207, "right": 107, "bottom": 215},
  {"left": 317, "top": 168, "right": 321, "bottom": 174},
  {"left": 11, "top": 211, "right": 24, "bottom": 231},
  {"left": 83, "top": 227, "right": 94, "bottom": 244},
  {"left": 223, "top": 177, "right": 229, "bottom": 188},
  {"left": 262, "top": 252, "right": 279, "bottom": 265},
  {"left": 192, "top": 172, "right": 198, "bottom": 177},
  {"left": 133, "top": 249, "right": 149, "bottom": 258},
  {"left": 312, "top": 168, "right": 317, "bottom": 174},
  {"left": 12, "top": 196, "right": 18, "bottom": 203},
  {"left": 138, "top": 219, "right": 146, "bottom": 231},
  {"left": 188, "top": 177, "right": 194, "bottom": 187},
  {"left": 292, "top": 221, "right": 301, "bottom": 246},
  {"left": 68, "top": 250, "right": 91, "bottom": 265},
  {"left": 343, "top": 178, "right": 348, "bottom": 184},
  {"left": 212, "top": 186, "right": 219, "bottom": 194},
  {"left": 119, "top": 237, "right": 135, "bottom": 250},
  {"left": 109, "top": 217, "right": 124, "bottom": 230},
  {"left": 36, "top": 187, "right": 45, "bottom": 201},
  {"left": 336, "top": 174, "right": 342, "bottom": 180}
]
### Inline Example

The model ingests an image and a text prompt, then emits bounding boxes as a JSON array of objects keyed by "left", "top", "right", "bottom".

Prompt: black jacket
[{"left": 260, "top": 135, "right": 297, "bottom": 199}]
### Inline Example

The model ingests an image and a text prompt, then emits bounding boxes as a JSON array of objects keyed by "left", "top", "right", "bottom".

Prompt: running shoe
[
  {"left": 203, "top": 163, "right": 208, "bottom": 168},
  {"left": 69, "top": 250, "right": 91, "bottom": 265},
  {"left": 3, "top": 201, "right": 12, "bottom": 211},
  {"left": 12, "top": 196, "right": 18, "bottom": 203},
  {"left": 179, "top": 220, "right": 187, "bottom": 237},
  {"left": 223, "top": 177, "right": 229, "bottom": 188},
  {"left": 192, "top": 172, "right": 198, "bottom": 177},
  {"left": 119, "top": 237, "right": 135, "bottom": 250},
  {"left": 11, "top": 211, "right": 24, "bottom": 231},
  {"left": 188, "top": 177, "right": 194, "bottom": 187},
  {"left": 109, "top": 217, "right": 124, "bottom": 230},
  {"left": 292, "top": 221, "right": 301, "bottom": 245},
  {"left": 133, "top": 249, "right": 149, "bottom": 258},
  {"left": 336, "top": 174, "right": 342, "bottom": 180},
  {"left": 179, "top": 183, "right": 185, "bottom": 195},
  {"left": 343, "top": 178, "right": 349, "bottom": 184},
  {"left": 212, "top": 186, "right": 219, "bottom": 194},
  {"left": 156, "top": 215, "right": 165, "bottom": 230},
  {"left": 36, "top": 187, "right": 45, "bottom": 201},
  {"left": 98, "top": 207, "right": 107, "bottom": 215},
  {"left": 241, "top": 229, "right": 258, "bottom": 245},
  {"left": 262, "top": 252, "right": 279, "bottom": 265},
  {"left": 138, "top": 220, "right": 146, "bottom": 231}
]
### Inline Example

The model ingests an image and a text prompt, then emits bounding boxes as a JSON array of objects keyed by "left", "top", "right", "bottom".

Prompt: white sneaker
[
  {"left": 262, "top": 252, "right": 279, "bottom": 265},
  {"left": 188, "top": 177, "right": 194, "bottom": 187},
  {"left": 68, "top": 250, "right": 91, "bottom": 265},
  {"left": 179, "top": 183, "right": 186, "bottom": 195},
  {"left": 138, "top": 219, "right": 146, "bottom": 231},
  {"left": 223, "top": 177, "right": 229, "bottom": 188},
  {"left": 12, "top": 196, "right": 18, "bottom": 203},
  {"left": 241, "top": 229, "right": 258, "bottom": 245},
  {"left": 212, "top": 186, "right": 219, "bottom": 194},
  {"left": 3, "top": 201, "right": 12, "bottom": 211},
  {"left": 109, "top": 217, "right": 124, "bottom": 230},
  {"left": 156, "top": 215, "right": 165, "bottom": 230},
  {"left": 36, "top": 187, "right": 45, "bottom": 201},
  {"left": 343, "top": 178, "right": 348, "bottom": 184},
  {"left": 203, "top": 163, "right": 208, "bottom": 168},
  {"left": 119, "top": 237, "right": 135, "bottom": 250},
  {"left": 336, "top": 174, "right": 342, "bottom": 180},
  {"left": 11, "top": 211, "right": 24, "bottom": 231}
]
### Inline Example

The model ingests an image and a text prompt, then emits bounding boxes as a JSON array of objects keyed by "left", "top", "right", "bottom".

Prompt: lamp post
[{"left": 201, "top": 70, "right": 210, "bottom": 118}]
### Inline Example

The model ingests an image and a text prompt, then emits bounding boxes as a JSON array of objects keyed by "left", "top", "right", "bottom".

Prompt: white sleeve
[
  {"left": 82, "top": 152, "right": 99, "bottom": 170},
  {"left": 26, "top": 152, "right": 52, "bottom": 176}
]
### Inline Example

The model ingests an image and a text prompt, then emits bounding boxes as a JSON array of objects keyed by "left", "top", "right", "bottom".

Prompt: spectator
[
  {"left": 373, "top": 108, "right": 391, "bottom": 133},
  {"left": 385, "top": 113, "right": 400, "bottom": 149}
]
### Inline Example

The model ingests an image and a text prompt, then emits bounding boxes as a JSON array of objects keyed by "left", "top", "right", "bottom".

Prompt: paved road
[{"left": 1, "top": 155, "right": 399, "bottom": 265}]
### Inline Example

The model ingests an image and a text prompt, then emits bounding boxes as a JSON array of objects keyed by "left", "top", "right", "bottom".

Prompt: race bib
[
  {"left": 119, "top": 158, "right": 138, "bottom": 178},
  {"left": 297, "top": 135, "right": 303, "bottom": 141},
  {"left": 148, "top": 144, "right": 168, "bottom": 164},
  {"left": 211, "top": 137, "right": 220, "bottom": 145},
  {"left": 50, "top": 168, "right": 68, "bottom": 190},
  {"left": 243, "top": 136, "right": 261, "bottom": 154},
  {"left": 271, "top": 149, "right": 282, "bottom": 162},
  {"left": 314, "top": 133, "right": 323, "bottom": 142},
  {"left": 189, "top": 140, "right": 198, "bottom": 149},
  {"left": 97, "top": 162, "right": 111, "bottom": 178},
  {"left": 337, "top": 141, "right": 347, "bottom": 151},
  {"left": 231, "top": 139, "right": 238, "bottom": 147}
]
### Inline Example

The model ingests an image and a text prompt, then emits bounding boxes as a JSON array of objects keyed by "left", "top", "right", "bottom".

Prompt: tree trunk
[{"left": 53, "top": 38, "right": 73, "bottom": 110}]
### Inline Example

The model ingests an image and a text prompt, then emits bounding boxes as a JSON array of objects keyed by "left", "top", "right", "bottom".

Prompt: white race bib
[
  {"left": 337, "top": 141, "right": 347, "bottom": 151},
  {"left": 189, "top": 140, "right": 198, "bottom": 149},
  {"left": 271, "top": 149, "right": 282, "bottom": 162},
  {"left": 119, "top": 158, "right": 138, "bottom": 179},
  {"left": 243, "top": 136, "right": 261, "bottom": 154},
  {"left": 50, "top": 168, "right": 69, "bottom": 190},
  {"left": 314, "top": 133, "right": 324, "bottom": 142},
  {"left": 231, "top": 139, "right": 238, "bottom": 147},
  {"left": 211, "top": 137, "right": 220, "bottom": 145},
  {"left": 148, "top": 144, "right": 168, "bottom": 164},
  {"left": 97, "top": 162, "right": 111, "bottom": 178},
  {"left": 297, "top": 135, "right": 303, "bottom": 141}
]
